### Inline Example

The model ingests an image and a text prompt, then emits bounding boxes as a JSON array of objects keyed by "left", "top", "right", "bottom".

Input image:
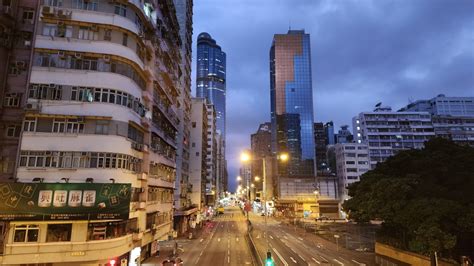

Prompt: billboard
[{"left": 0, "top": 183, "right": 131, "bottom": 221}]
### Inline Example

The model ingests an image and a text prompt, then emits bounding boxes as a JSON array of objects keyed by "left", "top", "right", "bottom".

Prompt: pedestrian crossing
[{"left": 213, "top": 213, "right": 247, "bottom": 221}]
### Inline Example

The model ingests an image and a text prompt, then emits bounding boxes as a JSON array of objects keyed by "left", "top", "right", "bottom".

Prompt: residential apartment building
[
  {"left": 205, "top": 103, "right": 217, "bottom": 205},
  {"left": 432, "top": 115, "right": 474, "bottom": 147},
  {"left": 0, "top": 1, "right": 183, "bottom": 264},
  {"left": 353, "top": 106, "right": 435, "bottom": 169},
  {"left": 189, "top": 98, "right": 207, "bottom": 211},
  {"left": 0, "top": 0, "right": 38, "bottom": 183},
  {"left": 335, "top": 143, "right": 369, "bottom": 200},
  {"left": 399, "top": 94, "right": 474, "bottom": 117},
  {"left": 172, "top": 0, "right": 195, "bottom": 237}
]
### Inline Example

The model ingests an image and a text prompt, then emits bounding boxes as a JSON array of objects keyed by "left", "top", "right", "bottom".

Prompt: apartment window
[
  {"left": 23, "top": 117, "right": 37, "bottom": 132},
  {"left": 146, "top": 212, "right": 156, "bottom": 230},
  {"left": 347, "top": 168, "right": 358, "bottom": 173},
  {"left": 29, "top": 84, "right": 61, "bottom": 100},
  {"left": 128, "top": 125, "right": 144, "bottom": 144},
  {"left": 66, "top": 118, "right": 85, "bottom": 133},
  {"left": 104, "top": 29, "right": 112, "bottom": 41},
  {"left": 78, "top": 26, "right": 98, "bottom": 40},
  {"left": 13, "top": 225, "right": 39, "bottom": 243},
  {"left": 122, "top": 33, "right": 128, "bottom": 46},
  {"left": 114, "top": 4, "right": 127, "bottom": 17},
  {"left": 196, "top": 152, "right": 199, "bottom": 156},
  {"left": 52, "top": 118, "right": 66, "bottom": 133},
  {"left": 42, "top": 23, "right": 57, "bottom": 36},
  {"left": 4, "top": 93, "right": 21, "bottom": 107},
  {"left": 71, "top": 86, "right": 90, "bottom": 101},
  {"left": 8, "top": 65, "right": 20, "bottom": 75},
  {"left": 45, "top": 0, "right": 63, "bottom": 7},
  {"left": 346, "top": 161, "right": 355, "bottom": 165},
  {"left": 74, "top": 0, "right": 98, "bottom": 11},
  {"left": 191, "top": 142, "right": 195, "bottom": 147},
  {"left": 46, "top": 224, "right": 72, "bottom": 242},
  {"left": 22, "top": 9, "right": 34, "bottom": 23},
  {"left": 95, "top": 121, "right": 109, "bottom": 135},
  {"left": 6, "top": 125, "right": 21, "bottom": 138}
]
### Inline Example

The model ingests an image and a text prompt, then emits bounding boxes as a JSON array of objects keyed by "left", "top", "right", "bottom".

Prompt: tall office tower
[
  {"left": 353, "top": 105, "right": 435, "bottom": 169},
  {"left": 196, "top": 32, "right": 226, "bottom": 138},
  {"left": 173, "top": 0, "right": 195, "bottom": 237},
  {"left": 399, "top": 94, "right": 474, "bottom": 117},
  {"left": 189, "top": 98, "right": 208, "bottom": 211},
  {"left": 250, "top": 122, "right": 272, "bottom": 197},
  {"left": 196, "top": 32, "right": 227, "bottom": 195},
  {"left": 0, "top": 1, "right": 182, "bottom": 264},
  {"left": 314, "top": 122, "right": 328, "bottom": 172},
  {"left": 0, "top": 1, "right": 38, "bottom": 183},
  {"left": 270, "top": 29, "right": 316, "bottom": 177}
]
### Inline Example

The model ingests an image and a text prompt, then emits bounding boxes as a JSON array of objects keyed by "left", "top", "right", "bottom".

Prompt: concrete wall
[{"left": 375, "top": 242, "right": 454, "bottom": 266}]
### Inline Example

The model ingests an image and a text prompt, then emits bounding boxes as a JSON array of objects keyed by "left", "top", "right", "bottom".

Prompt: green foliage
[{"left": 343, "top": 138, "right": 474, "bottom": 257}]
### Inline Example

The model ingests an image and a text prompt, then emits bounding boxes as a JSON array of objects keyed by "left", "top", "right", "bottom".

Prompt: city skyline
[{"left": 192, "top": 0, "right": 474, "bottom": 191}]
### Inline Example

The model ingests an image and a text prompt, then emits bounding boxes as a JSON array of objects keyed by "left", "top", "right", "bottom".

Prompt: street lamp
[{"left": 240, "top": 150, "right": 289, "bottom": 260}]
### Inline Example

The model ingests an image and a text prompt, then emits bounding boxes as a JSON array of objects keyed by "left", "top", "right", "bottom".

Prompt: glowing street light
[
  {"left": 240, "top": 152, "right": 251, "bottom": 162},
  {"left": 254, "top": 176, "right": 261, "bottom": 182},
  {"left": 277, "top": 152, "right": 289, "bottom": 162},
  {"left": 237, "top": 176, "right": 242, "bottom": 181}
]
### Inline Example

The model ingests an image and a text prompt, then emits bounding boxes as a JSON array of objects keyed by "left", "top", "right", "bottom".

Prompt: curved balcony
[
  {"left": 2, "top": 234, "right": 134, "bottom": 265},
  {"left": 21, "top": 133, "right": 143, "bottom": 157},
  {"left": 69, "top": 7, "right": 140, "bottom": 37},
  {"left": 35, "top": 35, "right": 145, "bottom": 70},
  {"left": 31, "top": 67, "right": 143, "bottom": 99}
]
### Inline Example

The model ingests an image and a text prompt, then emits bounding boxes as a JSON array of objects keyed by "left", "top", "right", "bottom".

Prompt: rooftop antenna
[{"left": 289, "top": 19, "right": 291, "bottom": 31}]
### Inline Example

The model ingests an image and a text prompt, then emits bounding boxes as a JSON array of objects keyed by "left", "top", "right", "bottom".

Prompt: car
[
  {"left": 162, "top": 257, "right": 183, "bottom": 265},
  {"left": 316, "top": 216, "right": 330, "bottom": 221},
  {"left": 217, "top": 206, "right": 225, "bottom": 214}
]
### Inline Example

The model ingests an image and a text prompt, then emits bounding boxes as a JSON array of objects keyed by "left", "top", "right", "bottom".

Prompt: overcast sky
[{"left": 191, "top": 0, "right": 474, "bottom": 192}]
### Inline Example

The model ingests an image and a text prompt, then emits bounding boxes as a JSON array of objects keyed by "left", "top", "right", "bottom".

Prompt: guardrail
[{"left": 246, "top": 228, "right": 262, "bottom": 266}]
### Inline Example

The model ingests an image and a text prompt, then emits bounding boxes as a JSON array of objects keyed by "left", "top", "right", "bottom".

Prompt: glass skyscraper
[
  {"left": 196, "top": 32, "right": 226, "bottom": 139},
  {"left": 270, "top": 30, "right": 315, "bottom": 177}
]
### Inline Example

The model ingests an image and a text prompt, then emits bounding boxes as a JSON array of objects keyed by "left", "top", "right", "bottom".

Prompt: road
[
  {"left": 149, "top": 206, "right": 254, "bottom": 266},
  {"left": 250, "top": 212, "right": 375, "bottom": 266}
]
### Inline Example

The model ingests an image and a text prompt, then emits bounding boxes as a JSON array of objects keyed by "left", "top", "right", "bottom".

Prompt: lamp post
[{"left": 240, "top": 151, "right": 289, "bottom": 263}]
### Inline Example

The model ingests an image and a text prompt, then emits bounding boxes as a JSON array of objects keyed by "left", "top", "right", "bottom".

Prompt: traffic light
[{"left": 265, "top": 251, "right": 274, "bottom": 266}]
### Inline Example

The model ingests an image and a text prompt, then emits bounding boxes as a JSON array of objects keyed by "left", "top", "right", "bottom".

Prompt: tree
[{"left": 343, "top": 138, "right": 474, "bottom": 258}]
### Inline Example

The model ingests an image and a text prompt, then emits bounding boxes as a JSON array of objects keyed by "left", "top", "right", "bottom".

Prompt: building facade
[
  {"left": 314, "top": 122, "right": 328, "bottom": 172},
  {"left": 432, "top": 115, "right": 474, "bottom": 147},
  {"left": 189, "top": 98, "right": 207, "bottom": 211},
  {"left": 335, "top": 143, "right": 370, "bottom": 200},
  {"left": 270, "top": 29, "right": 316, "bottom": 178},
  {"left": 196, "top": 32, "right": 227, "bottom": 197},
  {"left": 204, "top": 103, "right": 217, "bottom": 205},
  {"left": 0, "top": 1, "right": 183, "bottom": 264},
  {"left": 353, "top": 106, "right": 435, "bottom": 169},
  {"left": 399, "top": 94, "right": 474, "bottom": 117},
  {"left": 172, "top": 0, "right": 195, "bottom": 237},
  {"left": 250, "top": 122, "right": 271, "bottom": 197}
]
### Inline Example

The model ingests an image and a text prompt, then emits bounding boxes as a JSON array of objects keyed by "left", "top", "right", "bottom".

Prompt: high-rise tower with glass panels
[
  {"left": 196, "top": 32, "right": 226, "bottom": 139},
  {"left": 270, "top": 30, "right": 316, "bottom": 177}
]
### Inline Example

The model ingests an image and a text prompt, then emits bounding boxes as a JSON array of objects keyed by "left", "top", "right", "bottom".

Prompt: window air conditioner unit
[
  {"left": 57, "top": 21, "right": 65, "bottom": 27},
  {"left": 90, "top": 24, "right": 99, "bottom": 32},
  {"left": 16, "top": 61, "right": 26, "bottom": 68},
  {"left": 42, "top": 6, "right": 54, "bottom": 15},
  {"left": 49, "top": 83, "right": 56, "bottom": 88},
  {"left": 74, "top": 52, "right": 82, "bottom": 59},
  {"left": 26, "top": 102, "right": 40, "bottom": 111},
  {"left": 58, "top": 51, "right": 65, "bottom": 58},
  {"left": 103, "top": 55, "right": 110, "bottom": 62}
]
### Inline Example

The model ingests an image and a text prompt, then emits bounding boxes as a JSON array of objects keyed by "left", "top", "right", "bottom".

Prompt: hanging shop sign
[{"left": 0, "top": 183, "right": 131, "bottom": 221}]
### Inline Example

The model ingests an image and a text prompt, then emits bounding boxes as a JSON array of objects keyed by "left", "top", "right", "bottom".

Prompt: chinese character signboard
[{"left": 0, "top": 183, "right": 131, "bottom": 221}]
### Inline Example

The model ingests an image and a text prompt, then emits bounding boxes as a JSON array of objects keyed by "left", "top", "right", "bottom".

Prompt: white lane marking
[
  {"left": 352, "top": 260, "right": 365, "bottom": 266},
  {"left": 298, "top": 255, "right": 306, "bottom": 261},
  {"left": 272, "top": 248, "right": 289, "bottom": 266},
  {"left": 200, "top": 238, "right": 204, "bottom": 243},
  {"left": 298, "top": 237, "right": 303, "bottom": 241},
  {"left": 200, "top": 251, "right": 204, "bottom": 256},
  {"left": 319, "top": 255, "right": 329, "bottom": 262},
  {"left": 236, "top": 237, "right": 239, "bottom": 241},
  {"left": 228, "top": 256, "right": 230, "bottom": 263},
  {"left": 218, "top": 238, "right": 221, "bottom": 242},
  {"left": 333, "top": 258, "right": 344, "bottom": 265},
  {"left": 269, "top": 235, "right": 274, "bottom": 239},
  {"left": 312, "top": 257, "right": 321, "bottom": 264},
  {"left": 290, "top": 257, "right": 297, "bottom": 264},
  {"left": 228, "top": 250, "right": 230, "bottom": 255},
  {"left": 290, "top": 248, "right": 296, "bottom": 253},
  {"left": 284, "top": 235, "right": 288, "bottom": 239}
]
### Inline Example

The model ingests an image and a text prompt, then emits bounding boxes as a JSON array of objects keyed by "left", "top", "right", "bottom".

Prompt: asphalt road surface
[{"left": 250, "top": 212, "right": 375, "bottom": 266}]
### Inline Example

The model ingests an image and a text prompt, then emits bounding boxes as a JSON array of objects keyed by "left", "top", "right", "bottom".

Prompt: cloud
[{"left": 192, "top": 0, "right": 474, "bottom": 191}]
